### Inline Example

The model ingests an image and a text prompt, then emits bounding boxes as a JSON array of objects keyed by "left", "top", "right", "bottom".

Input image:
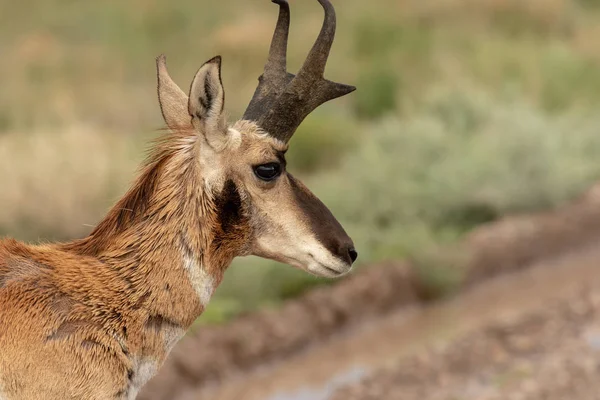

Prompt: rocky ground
[{"left": 333, "top": 281, "right": 600, "bottom": 400}]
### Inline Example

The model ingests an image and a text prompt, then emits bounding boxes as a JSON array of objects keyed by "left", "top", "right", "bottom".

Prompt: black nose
[{"left": 348, "top": 247, "right": 358, "bottom": 263}]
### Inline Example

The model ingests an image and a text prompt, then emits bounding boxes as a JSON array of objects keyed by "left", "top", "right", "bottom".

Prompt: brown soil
[
  {"left": 332, "top": 271, "right": 600, "bottom": 400},
  {"left": 139, "top": 182, "right": 600, "bottom": 400},
  {"left": 461, "top": 182, "right": 600, "bottom": 286}
]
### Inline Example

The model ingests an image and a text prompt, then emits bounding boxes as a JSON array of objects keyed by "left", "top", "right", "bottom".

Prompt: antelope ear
[
  {"left": 156, "top": 55, "right": 191, "bottom": 131},
  {"left": 188, "top": 56, "right": 228, "bottom": 148}
]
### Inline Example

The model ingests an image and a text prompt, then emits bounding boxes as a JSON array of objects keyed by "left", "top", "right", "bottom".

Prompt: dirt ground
[
  {"left": 140, "top": 183, "right": 600, "bottom": 400},
  {"left": 333, "top": 255, "right": 600, "bottom": 400}
]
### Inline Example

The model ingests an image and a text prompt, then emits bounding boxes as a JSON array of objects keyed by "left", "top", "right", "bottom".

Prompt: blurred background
[{"left": 2, "top": 0, "right": 600, "bottom": 398}]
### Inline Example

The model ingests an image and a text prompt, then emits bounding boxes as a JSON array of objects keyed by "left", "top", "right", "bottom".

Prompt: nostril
[{"left": 348, "top": 247, "right": 358, "bottom": 263}]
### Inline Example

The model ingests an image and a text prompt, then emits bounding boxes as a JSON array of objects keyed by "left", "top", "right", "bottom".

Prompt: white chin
[
  {"left": 256, "top": 247, "right": 352, "bottom": 278},
  {"left": 306, "top": 260, "right": 352, "bottom": 278}
]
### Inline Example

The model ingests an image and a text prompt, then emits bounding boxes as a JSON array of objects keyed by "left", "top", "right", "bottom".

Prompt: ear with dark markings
[
  {"left": 156, "top": 54, "right": 191, "bottom": 131},
  {"left": 188, "top": 56, "right": 228, "bottom": 149}
]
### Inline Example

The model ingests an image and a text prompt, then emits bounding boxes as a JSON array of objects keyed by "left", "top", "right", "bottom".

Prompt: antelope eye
[{"left": 254, "top": 163, "right": 282, "bottom": 181}]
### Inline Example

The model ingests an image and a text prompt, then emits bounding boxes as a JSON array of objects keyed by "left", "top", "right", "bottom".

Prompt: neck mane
[{"left": 60, "top": 129, "right": 247, "bottom": 326}]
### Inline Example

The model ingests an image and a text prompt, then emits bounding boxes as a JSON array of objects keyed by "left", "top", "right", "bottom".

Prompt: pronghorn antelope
[{"left": 0, "top": 0, "right": 356, "bottom": 398}]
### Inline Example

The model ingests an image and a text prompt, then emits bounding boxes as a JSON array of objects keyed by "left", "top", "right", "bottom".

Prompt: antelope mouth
[
  {"left": 323, "top": 265, "right": 343, "bottom": 276},
  {"left": 307, "top": 254, "right": 352, "bottom": 278},
  {"left": 310, "top": 263, "right": 351, "bottom": 278},
  {"left": 254, "top": 244, "right": 352, "bottom": 278}
]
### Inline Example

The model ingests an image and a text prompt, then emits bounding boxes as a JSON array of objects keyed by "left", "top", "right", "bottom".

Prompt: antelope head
[{"left": 157, "top": 0, "right": 357, "bottom": 278}]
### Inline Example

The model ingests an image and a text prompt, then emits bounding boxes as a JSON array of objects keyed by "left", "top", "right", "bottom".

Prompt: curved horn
[
  {"left": 265, "top": 0, "right": 291, "bottom": 77},
  {"left": 296, "top": 0, "right": 336, "bottom": 80},
  {"left": 243, "top": 0, "right": 295, "bottom": 122},
  {"left": 243, "top": 0, "right": 355, "bottom": 143}
]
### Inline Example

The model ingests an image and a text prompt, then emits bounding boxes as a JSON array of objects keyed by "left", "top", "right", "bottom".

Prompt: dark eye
[{"left": 253, "top": 163, "right": 282, "bottom": 181}]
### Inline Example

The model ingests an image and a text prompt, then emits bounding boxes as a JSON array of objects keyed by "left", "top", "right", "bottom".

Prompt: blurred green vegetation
[{"left": 1, "top": 0, "right": 600, "bottom": 323}]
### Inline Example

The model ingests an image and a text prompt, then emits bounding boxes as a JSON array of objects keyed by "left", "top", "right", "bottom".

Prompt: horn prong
[{"left": 243, "top": 0, "right": 355, "bottom": 143}]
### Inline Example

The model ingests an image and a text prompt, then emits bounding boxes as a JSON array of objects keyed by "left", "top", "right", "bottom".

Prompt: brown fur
[
  {"left": 0, "top": 128, "right": 220, "bottom": 399},
  {"left": 0, "top": 55, "right": 354, "bottom": 399}
]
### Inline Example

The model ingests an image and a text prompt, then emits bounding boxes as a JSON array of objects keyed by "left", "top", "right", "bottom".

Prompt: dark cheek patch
[
  {"left": 216, "top": 180, "right": 243, "bottom": 233},
  {"left": 211, "top": 180, "right": 250, "bottom": 255}
]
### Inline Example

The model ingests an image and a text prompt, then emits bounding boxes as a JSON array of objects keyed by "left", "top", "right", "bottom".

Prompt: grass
[
  {"left": 2, "top": 0, "right": 600, "bottom": 323},
  {"left": 0, "top": 126, "right": 145, "bottom": 241}
]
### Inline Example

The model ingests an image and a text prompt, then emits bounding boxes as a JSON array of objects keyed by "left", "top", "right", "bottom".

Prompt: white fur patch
[
  {"left": 182, "top": 252, "right": 215, "bottom": 307},
  {"left": 162, "top": 325, "right": 186, "bottom": 353},
  {"left": 123, "top": 324, "right": 184, "bottom": 399},
  {"left": 197, "top": 128, "right": 240, "bottom": 192},
  {"left": 127, "top": 358, "right": 159, "bottom": 400},
  {"left": 227, "top": 128, "right": 242, "bottom": 149},
  {"left": 198, "top": 141, "right": 224, "bottom": 190}
]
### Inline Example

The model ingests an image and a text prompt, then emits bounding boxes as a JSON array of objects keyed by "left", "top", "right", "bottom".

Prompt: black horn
[{"left": 243, "top": 0, "right": 355, "bottom": 143}]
